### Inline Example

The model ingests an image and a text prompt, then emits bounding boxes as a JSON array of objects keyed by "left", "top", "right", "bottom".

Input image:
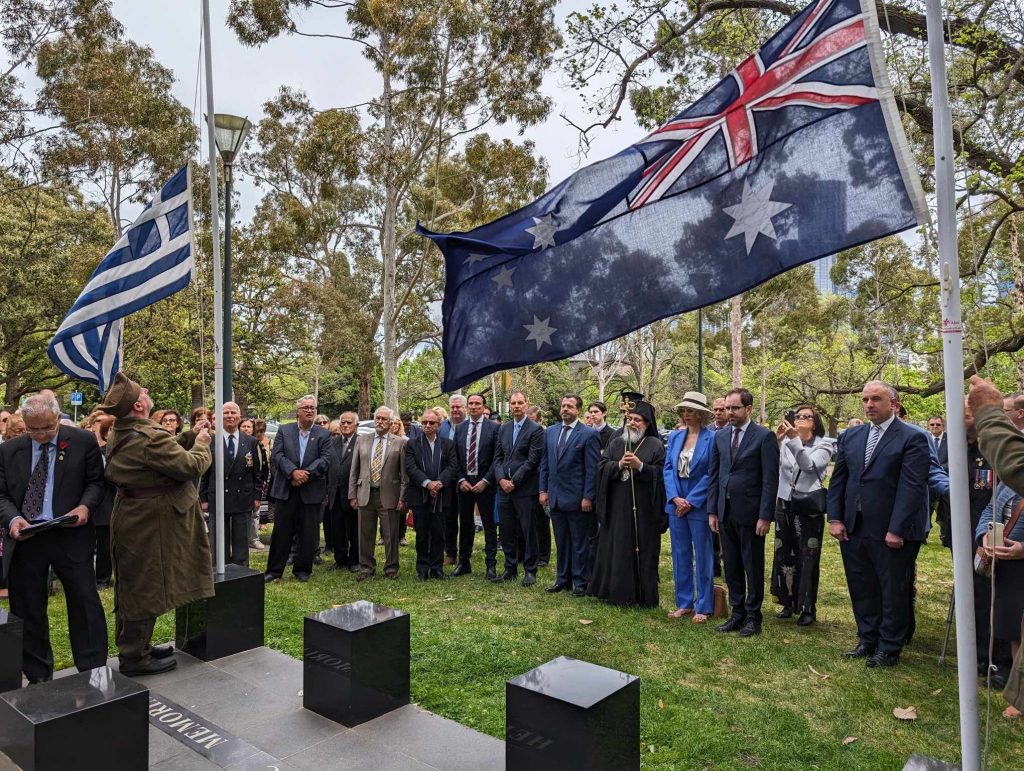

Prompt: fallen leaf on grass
[
  {"left": 842, "top": 736, "right": 857, "bottom": 745},
  {"left": 648, "top": 745, "right": 655, "bottom": 753},
  {"left": 579, "top": 619, "right": 593, "bottom": 625},
  {"left": 444, "top": 596, "right": 455, "bottom": 601},
  {"left": 808, "top": 665, "right": 830, "bottom": 680},
  {"left": 782, "top": 638, "right": 791, "bottom": 644},
  {"left": 893, "top": 706, "right": 918, "bottom": 721},
  {"left": 932, "top": 688, "right": 942, "bottom": 696},
  {"left": 657, "top": 698, "right": 665, "bottom": 710}
]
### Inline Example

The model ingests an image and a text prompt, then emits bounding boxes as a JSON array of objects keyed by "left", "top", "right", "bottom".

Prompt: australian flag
[
  {"left": 419, "top": 0, "right": 926, "bottom": 392},
  {"left": 48, "top": 166, "right": 194, "bottom": 392}
]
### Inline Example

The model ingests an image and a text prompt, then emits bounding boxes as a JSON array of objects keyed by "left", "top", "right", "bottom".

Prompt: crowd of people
[{"left": 0, "top": 373, "right": 1021, "bottom": 722}]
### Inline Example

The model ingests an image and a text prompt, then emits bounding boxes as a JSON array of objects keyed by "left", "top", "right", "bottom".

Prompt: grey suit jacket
[{"left": 348, "top": 433, "right": 407, "bottom": 509}]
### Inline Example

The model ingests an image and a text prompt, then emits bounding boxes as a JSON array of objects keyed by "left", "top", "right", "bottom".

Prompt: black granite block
[
  {"left": 176, "top": 564, "right": 265, "bottom": 661},
  {"left": 0, "top": 610, "right": 23, "bottom": 693},
  {"left": 303, "top": 600, "right": 410, "bottom": 726},
  {"left": 0, "top": 667, "right": 148, "bottom": 770},
  {"left": 506, "top": 656, "right": 639, "bottom": 770}
]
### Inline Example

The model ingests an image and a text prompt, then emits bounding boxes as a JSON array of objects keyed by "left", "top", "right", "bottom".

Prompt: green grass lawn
[{"left": 30, "top": 530, "right": 1020, "bottom": 769}]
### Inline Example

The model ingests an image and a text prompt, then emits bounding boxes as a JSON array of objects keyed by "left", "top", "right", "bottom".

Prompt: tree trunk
[
  {"left": 730, "top": 294, "right": 743, "bottom": 387},
  {"left": 380, "top": 64, "right": 400, "bottom": 410},
  {"left": 358, "top": 372, "right": 372, "bottom": 420},
  {"left": 191, "top": 382, "right": 204, "bottom": 410},
  {"left": 1009, "top": 215, "right": 1024, "bottom": 391}
]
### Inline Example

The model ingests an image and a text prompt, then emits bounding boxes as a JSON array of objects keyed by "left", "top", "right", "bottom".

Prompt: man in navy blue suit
[
  {"left": 827, "top": 381, "right": 929, "bottom": 667},
  {"left": 265, "top": 395, "right": 333, "bottom": 583},
  {"left": 707, "top": 388, "right": 779, "bottom": 637},
  {"left": 491, "top": 390, "right": 544, "bottom": 586},
  {"left": 539, "top": 394, "right": 601, "bottom": 596},
  {"left": 453, "top": 393, "right": 499, "bottom": 577}
]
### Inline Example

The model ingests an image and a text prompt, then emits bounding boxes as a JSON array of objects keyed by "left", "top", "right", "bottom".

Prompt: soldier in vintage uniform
[{"left": 98, "top": 372, "right": 215, "bottom": 676}]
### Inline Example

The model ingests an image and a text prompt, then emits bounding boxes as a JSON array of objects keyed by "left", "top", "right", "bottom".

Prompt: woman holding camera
[{"left": 771, "top": 405, "right": 834, "bottom": 625}]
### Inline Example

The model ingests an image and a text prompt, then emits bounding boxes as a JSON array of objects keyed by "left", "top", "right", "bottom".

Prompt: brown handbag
[
  {"left": 975, "top": 497, "right": 1024, "bottom": 577},
  {"left": 712, "top": 584, "right": 729, "bottom": 617}
]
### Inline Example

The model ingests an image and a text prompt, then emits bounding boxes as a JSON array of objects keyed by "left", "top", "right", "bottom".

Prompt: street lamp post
[{"left": 211, "top": 113, "right": 252, "bottom": 403}]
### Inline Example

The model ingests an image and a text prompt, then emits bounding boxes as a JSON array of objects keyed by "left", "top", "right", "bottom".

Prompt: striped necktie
[
  {"left": 371, "top": 437, "right": 385, "bottom": 485},
  {"left": 864, "top": 424, "right": 881, "bottom": 465}
]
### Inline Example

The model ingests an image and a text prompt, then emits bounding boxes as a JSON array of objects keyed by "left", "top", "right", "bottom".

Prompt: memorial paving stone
[
  {"left": 303, "top": 600, "right": 410, "bottom": 726},
  {"left": 176, "top": 564, "right": 264, "bottom": 661},
  {"left": 506, "top": 655, "right": 639, "bottom": 770},
  {"left": 0, "top": 667, "right": 148, "bottom": 770}
]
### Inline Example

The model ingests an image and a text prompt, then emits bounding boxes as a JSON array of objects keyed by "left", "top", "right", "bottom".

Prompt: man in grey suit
[
  {"left": 200, "top": 401, "right": 262, "bottom": 567},
  {"left": 349, "top": 406, "right": 407, "bottom": 580},
  {"left": 265, "top": 395, "right": 333, "bottom": 583}
]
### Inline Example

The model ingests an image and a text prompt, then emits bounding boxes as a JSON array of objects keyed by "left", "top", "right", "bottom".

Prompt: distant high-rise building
[{"left": 814, "top": 254, "right": 839, "bottom": 295}]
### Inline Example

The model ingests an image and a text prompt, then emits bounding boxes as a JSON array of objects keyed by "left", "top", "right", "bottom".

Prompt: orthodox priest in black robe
[{"left": 588, "top": 399, "right": 666, "bottom": 607}]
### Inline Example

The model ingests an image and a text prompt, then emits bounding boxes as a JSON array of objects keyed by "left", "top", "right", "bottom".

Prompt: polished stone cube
[
  {"left": 303, "top": 600, "right": 410, "bottom": 726},
  {"left": 0, "top": 610, "right": 23, "bottom": 693},
  {"left": 506, "top": 656, "right": 639, "bottom": 770},
  {"left": 175, "top": 564, "right": 265, "bottom": 661},
  {"left": 0, "top": 667, "right": 148, "bottom": 770}
]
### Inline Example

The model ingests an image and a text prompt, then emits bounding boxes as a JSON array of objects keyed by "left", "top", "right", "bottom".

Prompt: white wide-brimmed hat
[{"left": 674, "top": 391, "right": 712, "bottom": 413}]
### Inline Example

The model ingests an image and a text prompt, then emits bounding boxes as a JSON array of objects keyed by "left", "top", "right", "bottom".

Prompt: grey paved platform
[{"left": 37, "top": 646, "right": 504, "bottom": 770}]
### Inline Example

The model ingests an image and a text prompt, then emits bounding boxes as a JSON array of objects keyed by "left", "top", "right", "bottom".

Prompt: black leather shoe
[
  {"left": 294, "top": 572, "right": 311, "bottom": 583},
  {"left": 990, "top": 672, "right": 1009, "bottom": 689},
  {"left": 452, "top": 564, "right": 471, "bottom": 577},
  {"left": 776, "top": 608, "right": 793, "bottom": 619},
  {"left": 546, "top": 583, "right": 569, "bottom": 593},
  {"left": 796, "top": 611, "right": 815, "bottom": 626},
  {"left": 431, "top": 571, "right": 446, "bottom": 580},
  {"left": 356, "top": 571, "right": 374, "bottom": 582},
  {"left": 572, "top": 586, "right": 586, "bottom": 597},
  {"left": 264, "top": 574, "right": 280, "bottom": 584},
  {"left": 717, "top": 616, "right": 745, "bottom": 633},
  {"left": 537, "top": 560, "right": 550, "bottom": 568},
  {"left": 522, "top": 573, "right": 537, "bottom": 587},
  {"left": 313, "top": 554, "right": 323, "bottom": 565},
  {"left": 491, "top": 571, "right": 516, "bottom": 583},
  {"left": 866, "top": 651, "right": 899, "bottom": 668},
  {"left": 485, "top": 567, "right": 497, "bottom": 580},
  {"left": 151, "top": 644, "right": 174, "bottom": 659},
  {"left": 843, "top": 643, "right": 876, "bottom": 659},
  {"left": 416, "top": 573, "right": 427, "bottom": 582},
  {"left": 120, "top": 657, "right": 178, "bottom": 677},
  {"left": 348, "top": 564, "right": 360, "bottom": 573},
  {"left": 738, "top": 620, "right": 761, "bottom": 637}
]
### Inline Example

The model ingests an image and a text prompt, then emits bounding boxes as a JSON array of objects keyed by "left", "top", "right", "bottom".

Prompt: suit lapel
[
  {"left": 690, "top": 428, "right": 710, "bottom": 469},
  {"left": 53, "top": 427, "right": 66, "bottom": 492},
  {"left": 864, "top": 421, "right": 899, "bottom": 471},
  {"left": 735, "top": 423, "right": 758, "bottom": 461}
]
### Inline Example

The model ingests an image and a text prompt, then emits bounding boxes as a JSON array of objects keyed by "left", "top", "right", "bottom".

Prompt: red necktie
[{"left": 468, "top": 421, "right": 479, "bottom": 474}]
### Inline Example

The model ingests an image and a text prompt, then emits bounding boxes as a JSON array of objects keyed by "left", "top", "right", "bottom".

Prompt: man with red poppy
[{"left": 0, "top": 393, "right": 108, "bottom": 683}]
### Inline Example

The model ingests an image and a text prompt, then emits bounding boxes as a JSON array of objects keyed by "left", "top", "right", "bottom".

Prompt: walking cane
[{"left": 938, "top": 585, "right": 955, "bottom": 666}]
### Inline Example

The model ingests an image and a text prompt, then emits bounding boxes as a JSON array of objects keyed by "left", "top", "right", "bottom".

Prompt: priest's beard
[{"left": 623, "top": 426, "right": 644, "bottom": 444}]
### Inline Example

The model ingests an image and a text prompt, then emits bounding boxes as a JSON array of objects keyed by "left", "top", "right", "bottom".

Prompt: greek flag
[{"left": 48, "top": 166, "right": 194, "bottom": 391}]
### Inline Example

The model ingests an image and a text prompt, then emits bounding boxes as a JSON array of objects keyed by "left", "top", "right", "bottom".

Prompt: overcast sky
[{"left": 109, "top": 0, "right": 643, "bottom": 221}]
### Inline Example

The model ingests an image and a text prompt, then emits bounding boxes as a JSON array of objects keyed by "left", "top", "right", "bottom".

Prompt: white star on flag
[
  {"left": 523, "top": 315, "right": 556, "bottom": 349},
  {"left": 492, "top": 265, "right": 515, "bottom": 289},
  {"left": 722, "top": 180, "right": 792, "bottom": 254},
  {"left": 525, "top": 214, "right": 557, "bottom": 249},
  {"left": 464, "top": 253, "right": 487, "bottom": 265}
]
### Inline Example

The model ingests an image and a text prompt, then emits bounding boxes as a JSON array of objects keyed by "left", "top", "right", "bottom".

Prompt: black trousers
[
  {"left": 445, "top": 490, "right": 476, "bottom": 566},
  {"left": 322, "top": 504, "right": 333, "bottom": 548},
  {"left": 498, "top": 493, "right": 537, "bottom": 575},
  {"left": 267, "top": 496, "right": 321, "bottom": 577},
  {"left": 209, "top": 510, "right": 250, "bottom": 567},
  {"left": 720, "top": 516, "right": 766, "bottom": 624},
  {"left": 94, "top": 525, "right": 112, "bottom": 584},
  {"left": 840, "top": 533, "right": 920, "bottom": 654},
  {"left": 534, "top": 502, "right": 551, "bottom": 564},
  {"left": 770, "top": 500, "right": 824, "bottom": 613},
  {"left": 329, "top": 497, "right": 359, "bottom": 568},
  {"left": 413, "top": 503, "right": 447, "bottom": 577},
  {"left": 9, "top": 529, "right": 107, "bottom": 683},
  {"left": 458, "top": 478, "right": 496, "bottom": 570}
]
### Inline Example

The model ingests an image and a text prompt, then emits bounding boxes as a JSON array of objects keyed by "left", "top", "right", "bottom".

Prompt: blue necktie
[
  {"left": 227, "top": 434, "right": 236, "bottom": 461},
  {"left": 557, "top": 425, "right": 570, "bottom": 457},
  {"left": 864, "top": 425, "right": 880, "bottom": 465},
  {"left": 513, "top": 422, "right": 521, "bottom": 446}
]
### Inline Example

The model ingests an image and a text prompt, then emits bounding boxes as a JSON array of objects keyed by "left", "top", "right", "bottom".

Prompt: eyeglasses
[
  {"left": 298, "top": 406, "right": 317, "bottom": 411},
  {"left": 795, "top": 414, "right": 815, "bottom": 421},
  {"left": 421, "top": 420, "right": 439, "bottom": 425},
  {"left": 315, "top": 419, "right": 328, "bottom": 425}
]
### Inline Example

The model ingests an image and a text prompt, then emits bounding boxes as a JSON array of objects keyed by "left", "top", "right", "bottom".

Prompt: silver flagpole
[
  {"left": 923, "top": 0, "right": 979, "bottom": 766},
  {"left": 202, "top": 0, "right": 226, "bottom": 576}
]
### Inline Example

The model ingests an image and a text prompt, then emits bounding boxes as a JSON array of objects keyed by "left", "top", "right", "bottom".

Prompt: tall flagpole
[
  {"left": 923, "top": 0, "right": 979, "bottom": 767},
  {"left": 202, "top": 0, "right": 226, "bottom": 576}
]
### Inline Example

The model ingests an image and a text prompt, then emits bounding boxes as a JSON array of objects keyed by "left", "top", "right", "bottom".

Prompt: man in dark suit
[
  {"left": 926, "top": 415, "right": 951, "bottom": 546},
  {"left": 707, "top": 387, "right": 780, "bottom": 637},
  {"left": 453, "top": 393, "right": 499, "bottom": 577},
  {"left": 491, "top": 390, "right": 544, "bottom": 586},
  {"left": 586, "top": 401, "right": 615, "bottom": 451},
  {"left": 0, "top": 394, "right": 107, "bottom": 683},
  {"left": 326, "top": 411, "right": 360, "bottom": 571},
  {"left": 828, "top": 381, "right": 929, "bottom": 667},
  {"left": 540, "top": 395, "right": 600, "bottom": 596},
  {"left": 265, "top": 395, "right": 333, "bottom": 583},
  {"left": 403, "top": 409, "right": 459, "bottom": 580},
  {"left": 200, "top": 401, "right": 262, "bottom": 567}
]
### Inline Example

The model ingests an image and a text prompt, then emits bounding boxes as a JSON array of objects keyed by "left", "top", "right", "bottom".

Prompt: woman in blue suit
[{"left": 663, "top": 392, "right": 716, "bottom": 623}]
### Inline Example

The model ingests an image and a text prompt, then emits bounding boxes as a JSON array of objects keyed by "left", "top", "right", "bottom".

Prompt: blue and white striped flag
[{"left": 48, "top": 166, "right": 194, "bottom": 392}]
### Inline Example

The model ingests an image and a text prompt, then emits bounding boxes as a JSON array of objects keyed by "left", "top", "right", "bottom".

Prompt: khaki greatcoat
[{"left": 105, "top": 417, "right": 214, "bottom": 621}]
